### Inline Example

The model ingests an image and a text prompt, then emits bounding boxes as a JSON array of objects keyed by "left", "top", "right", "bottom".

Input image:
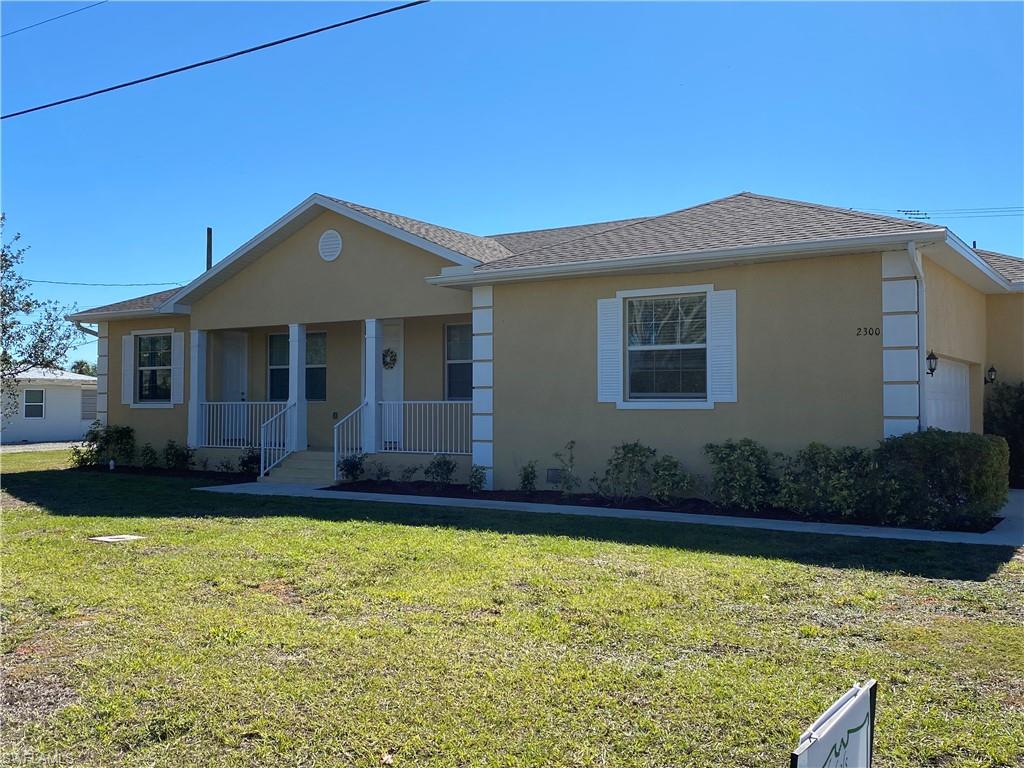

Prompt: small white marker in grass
[{"left": 88, "top": 535, "right": 145, "bottom": 543}]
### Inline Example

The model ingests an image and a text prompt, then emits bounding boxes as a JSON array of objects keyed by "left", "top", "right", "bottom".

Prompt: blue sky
[{"left": 2, "top": 1, "right": 1022, "bottom": 364}]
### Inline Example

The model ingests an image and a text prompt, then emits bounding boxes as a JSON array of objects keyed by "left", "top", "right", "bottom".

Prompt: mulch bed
[{"left": 325, "top": 480, "right": 1002, "bottom": 533}]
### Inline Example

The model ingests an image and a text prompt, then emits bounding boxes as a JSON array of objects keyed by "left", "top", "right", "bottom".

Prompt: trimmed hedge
[
  {"left": 704, "top": 429, "right": 1009, "bottom": 531},
  {"left": 874, "top": 429, "right": 1009, "bottom": 530}
]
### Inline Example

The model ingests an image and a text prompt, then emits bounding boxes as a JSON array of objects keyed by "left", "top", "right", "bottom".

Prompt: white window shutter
[
  {"left": 121, "top": 335, "right": 134, "bottom": 405},
  {"left": 709, "top": 289, "right": 737, "bottom": 403},
  {"left": 170, "top": 331, "right": 185, "bottom": 405},
  {"left": 596, "top": 298, "right": 622, "bottom": 403}
]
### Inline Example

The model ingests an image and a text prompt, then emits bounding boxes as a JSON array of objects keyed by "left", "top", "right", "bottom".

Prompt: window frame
[
  {"left": 444, "top": 323, "right": 473, "bottom": 401},
  {"left": 267, "top": 333, "right": 290, "bottom": 402},
  {"left": 135, "top": 332, "right": 173, "bottom": 404},
  {"left": 266, "top": 332, "right": 328, "bottom": 402},
  {"left": 23, "top": 388, "right": 45, "bottom": 419},
  {"left": 616, "top": 284, "right": 715, "bottom": 410}
]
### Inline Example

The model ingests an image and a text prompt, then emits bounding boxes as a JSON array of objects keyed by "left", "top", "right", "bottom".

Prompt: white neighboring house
[{"left": 2, "top": 367, "right": 98, "bottom": 444}]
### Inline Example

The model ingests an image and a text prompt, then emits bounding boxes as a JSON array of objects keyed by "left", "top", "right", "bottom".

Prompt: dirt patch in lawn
[
  {"left": 1, "top": 639, "right": 77, "bottom": 730},
  {"left": 256, "top": 578, "right": 303, "bottom": 606},
  {"left": 324, "top": 481, "right": 1002, "bottom": 533}
]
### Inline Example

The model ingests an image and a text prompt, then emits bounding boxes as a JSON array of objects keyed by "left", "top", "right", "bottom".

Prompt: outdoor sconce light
[
  {"left": 926, "top": 351, "right": 938, "bottom": 376},
  {"left": 985, "top": 366, "right": 998, "bottom": 385}
]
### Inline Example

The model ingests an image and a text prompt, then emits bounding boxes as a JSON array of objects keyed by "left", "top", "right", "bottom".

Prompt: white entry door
[
  {"left": 220, "top": 332, "right": 248, "bottom": 442},
  {"left": 380, "top": 320, "right": 404, "bottom": 450},
  {"left": 925, "top": 358, "right": 970, "bottom": 432}
]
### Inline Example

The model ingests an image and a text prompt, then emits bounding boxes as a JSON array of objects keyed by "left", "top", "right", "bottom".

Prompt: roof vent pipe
[
  {"left": 206, "top": 227, "right": 213, "bottom": 270},
  {"left": 972, "top": 240, "right": 977, "bottom": 249}
]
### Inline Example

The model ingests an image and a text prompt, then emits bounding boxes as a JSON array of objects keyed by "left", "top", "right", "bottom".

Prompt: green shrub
[
  {"left": 216, "top": 459, "right": 236, "bottom": 473},
  {"left": 163, "top": 440, "right": 195, "bottom": 471},
  {"left": 468, "top": 464, "right": 487, "bottom": 493},
  {"left": 650, "top": 455, "right": 695, "bottom": 506},
  {"left": 425, "top": 454, "right": 457, "bottom": 485},
  {"left": 552, "top": 440, "right": 581, "bottom": 496},
  {"left": 518, "top": 460, "right": 538, "bottom": 493},
  {"left": 985, "top": 381, "right": 1024, "bottom": 488},
  {"left": 873, "top": 429, "right": 1009, "bottom": 529},
  {"left": 704, "top": 438, "right": 777, "bottom": 513},
  {"left": 398, "top": 465, "right": 421, "bottom": 482},
  {"left": 238, "top": 447, "right": 260, "bottom": 475},
  {"left": 338, "top": 453, "right": 366, "bottom": 481},
  {"left": 366, "top": 461, "right": 391, "bottom": 482},
  {"left": 592, "top": 441, "right": 657, "bottom": 503},
  {"left": 776, "top": 443, "right": 874, "bottom": 520},
  {"left": 139, "top": 443, "right": 159, "bottom": 469},
  {"left": 69, "top": 423, "right": 136, "bottom": 467}
]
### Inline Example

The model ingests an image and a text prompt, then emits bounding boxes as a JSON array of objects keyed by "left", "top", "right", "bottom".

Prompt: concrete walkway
[{"left": 197, "top": 482, "right": 1024, "bottom": 547}]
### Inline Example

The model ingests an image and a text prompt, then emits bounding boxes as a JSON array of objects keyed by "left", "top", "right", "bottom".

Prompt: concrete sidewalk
[{"left": 197, "top": 482, "right": 1024, "bottom": 547}]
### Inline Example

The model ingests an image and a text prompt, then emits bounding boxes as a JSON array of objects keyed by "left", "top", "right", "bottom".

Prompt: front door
[
  {"left": 221, "top": 331, "right": 248, "bottom": 443},
  {"left": 380, "top": 320, "right": 404, "bottom": 450}
]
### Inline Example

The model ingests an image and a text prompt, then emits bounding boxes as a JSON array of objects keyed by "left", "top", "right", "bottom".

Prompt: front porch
[{"left": 186, "top": 315, "right": 473, "bottom": 480}]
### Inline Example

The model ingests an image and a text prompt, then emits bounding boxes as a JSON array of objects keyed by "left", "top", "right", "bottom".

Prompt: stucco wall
[
  {"left": 923, "top": 258, "right": 988, "bottom": 432},
  {"left": 106, "top": 316, "right": 191, "bottom": 449},
  {"left": 986, "top": 293, "right": 1024, "bottom": 386},
  {"left": 189, "top": 210, "right": 471, "bottom": 329},
  {"left": 490, "top": 252, "right": 884, "bottom": 489},
  {"left": 2, "top": 384, "right": 94, "bottom": 443}
]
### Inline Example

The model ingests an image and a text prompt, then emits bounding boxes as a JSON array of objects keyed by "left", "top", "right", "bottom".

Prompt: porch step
[{"left": 260, "top": 450, "right": 335, "bottom": 487}]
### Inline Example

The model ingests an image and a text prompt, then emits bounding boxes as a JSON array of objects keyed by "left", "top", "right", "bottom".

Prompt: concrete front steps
[{"left": 260, "top": 450, "right": 334, "bottom": 487}]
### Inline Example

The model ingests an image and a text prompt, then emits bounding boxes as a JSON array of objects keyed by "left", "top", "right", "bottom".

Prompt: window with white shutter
[
  {"left": 596, "top": 284, "right": 736, "bottom": 409},
  {"left": 123, "top": 330, "right": 184, "bottom": 407}
]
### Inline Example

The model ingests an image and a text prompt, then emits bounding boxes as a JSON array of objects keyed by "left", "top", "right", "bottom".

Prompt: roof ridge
[
  {"left": 735, "top": 191, "right": 942, "bottom": 231},
  {"left": 475, "top": 193, "right": 757, "bottom": 268}
]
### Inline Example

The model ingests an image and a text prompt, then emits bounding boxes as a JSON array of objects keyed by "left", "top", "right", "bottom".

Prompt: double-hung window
[
  {"left": 267, "top": 332, "right": 327, "bottom": 401},
  {"left": 626, "top": 293, "right": 707, "bottom": 400},
  {"left": 137, "top": 334, "right": 172, "bottom": 402},
  {"left": 23, "top": 389, "right": 44, "bottom": 418},
  {"left": 445, "top": 324, "right": 472, "bottom": 400}
]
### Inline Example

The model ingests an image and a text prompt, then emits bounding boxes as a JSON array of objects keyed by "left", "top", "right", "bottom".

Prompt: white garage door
[{"left": 926, "top": 359, "right": 970, "bottom": 432}]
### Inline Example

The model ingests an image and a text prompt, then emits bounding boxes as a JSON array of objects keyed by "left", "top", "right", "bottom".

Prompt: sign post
[{"left": 791, "top": 680, "right": 877, "bottom": 768}]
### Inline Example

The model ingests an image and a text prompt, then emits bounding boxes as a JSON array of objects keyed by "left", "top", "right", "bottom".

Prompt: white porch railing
[
  {"left": 332, "top": 403, "right": 366, "bottom": 481},
  {"left": 378, "top": 401, "right": 471, "bottom": 455},
  {"left": 200, "top": 402, "right": 286, "bottom": 448},
  {"left": 260, "top": 402, "right": 295, "bottom": 476}
]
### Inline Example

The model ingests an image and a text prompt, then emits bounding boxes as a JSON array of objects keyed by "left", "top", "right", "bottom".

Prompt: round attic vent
[{"left": 318, "top": 229, "right": 342, "bottom": 261}]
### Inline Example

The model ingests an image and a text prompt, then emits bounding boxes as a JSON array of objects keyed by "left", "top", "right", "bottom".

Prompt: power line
[
  {"left": 1, "top": 0, "right": 429, "bottom": 120},
  {"left": 26, "top": 278, "right": 185, "bottom": 287},
  {"left": 1, "top": 1, "right": 108, "bottom": 38}
]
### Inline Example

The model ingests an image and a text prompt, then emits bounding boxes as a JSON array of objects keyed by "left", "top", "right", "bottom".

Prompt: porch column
[
  {"left": 471, "top": 287, "right": 495, "bottom": 489},
  {"left": 187, "top": 329, "right": 207, "bottom": 448},
  {"left": 288, "top": 323, "right": 307, "bottom": 451},
  {"left": 363, "top": 319, "right": 382, "bottom": 453}
]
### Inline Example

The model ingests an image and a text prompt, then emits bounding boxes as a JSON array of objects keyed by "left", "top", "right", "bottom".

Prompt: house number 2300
[{"left": 856, "top": 327, "right": 880, "bottom": 336}]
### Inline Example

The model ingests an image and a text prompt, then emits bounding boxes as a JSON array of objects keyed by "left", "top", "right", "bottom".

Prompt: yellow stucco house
[{"left": 69, "top": 192, "right": 1024, "bottom": 488}]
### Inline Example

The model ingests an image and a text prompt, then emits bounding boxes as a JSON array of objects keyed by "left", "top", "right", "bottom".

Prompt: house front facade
[
  {"left": 69, "top": 192, "right": 1024, "bottom": 488},
  {"left": 2, "top": 368, "right": 98, "bottom": 444}
]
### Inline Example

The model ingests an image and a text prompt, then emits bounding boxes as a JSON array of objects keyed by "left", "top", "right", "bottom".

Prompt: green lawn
[{"left": 2, "top": 450, "right": 1022, "bottom": 768}]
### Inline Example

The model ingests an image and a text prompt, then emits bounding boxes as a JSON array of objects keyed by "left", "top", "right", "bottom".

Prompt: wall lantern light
[
  {"left": 926, "top": 351, "right": 938, "bottom": 376},
  {"left": 985, "top": 366, "right": 998, "bottom": 385}
]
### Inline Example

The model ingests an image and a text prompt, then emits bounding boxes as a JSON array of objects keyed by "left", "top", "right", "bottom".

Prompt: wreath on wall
[{"left": 382, "top": 347, "right": 398, "bottom": 370}]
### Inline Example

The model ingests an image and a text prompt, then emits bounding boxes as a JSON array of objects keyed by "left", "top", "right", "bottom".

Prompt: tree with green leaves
[
  {"left": 71, "top": 359, "right": 97, "bottom": 376},
  {"left": 1, "top": 214, "right": 83, "bottom": 419}
]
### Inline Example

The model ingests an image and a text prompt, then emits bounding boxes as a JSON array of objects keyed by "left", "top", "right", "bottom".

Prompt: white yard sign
[{"left": 791, "top": 680, "right": 876, "bottom": 768}]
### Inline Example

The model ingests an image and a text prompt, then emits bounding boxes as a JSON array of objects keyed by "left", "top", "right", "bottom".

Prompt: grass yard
[{"left": 2, "top": 450, "right": 1022, "bottom": 767}]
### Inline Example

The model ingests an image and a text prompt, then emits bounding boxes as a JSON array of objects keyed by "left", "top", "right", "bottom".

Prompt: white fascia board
[
  {"left": 66, "top": 307, "right": 179, "bottom": 322},
  {"left": 943, "top": 231, "right": 1015, "bottom": 292},
  {"left": 162, "top": 194, "right": 482, "bottom": 310},
  {"left": 426, "top": 230, "right": 948, "bottom": 287}
]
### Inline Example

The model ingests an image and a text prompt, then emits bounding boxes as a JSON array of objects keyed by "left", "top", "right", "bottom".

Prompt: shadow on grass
[{"left": 4, "top": 468, "right": 1016, "bottom": 581}]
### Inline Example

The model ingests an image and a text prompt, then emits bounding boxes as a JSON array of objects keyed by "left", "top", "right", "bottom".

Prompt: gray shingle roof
[
  {"left": 489, "top": 217, "right": 648, "bottom": 255},
  {"left": 977, "top": 249, "right": 1024, "bottom": 284},
  {"left": 325, "top": 197, "right": 512, "bottom": 264},
  {"left": 475, "top": 192, "right": 940, "bottom": 271},
  {"left": 18, "top": 366, "right": 96, "bottom": 383},
  {"left": 74, "top": 288, "right": 179, "bottom": 317}
]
